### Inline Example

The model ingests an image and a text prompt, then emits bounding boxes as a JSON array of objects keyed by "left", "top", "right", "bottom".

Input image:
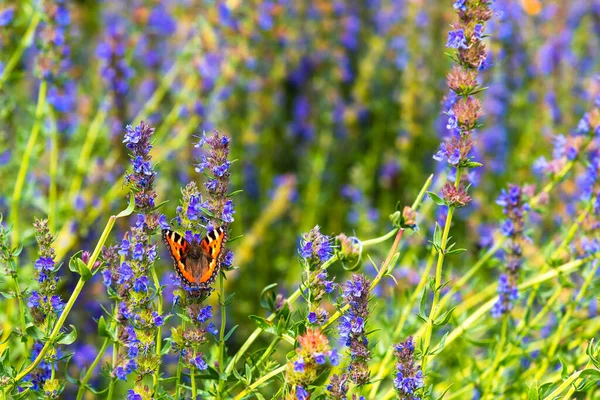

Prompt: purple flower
[
  {"left": 446, "top": 29, "right": 468, "bottom": 49},
  {"left": 152, "top": 312, "right": 164, "bottom": 326},
  {"left": 296, "top": 385, "right": 309, "bottom": 400},
  {"left": 191, "top": 355, "right": 208, "bottom": 370},
  {"left": 34, "top": 257, "right": 54, "bottom": 272},
  {"left": 222, "top": 199, "right": 236, "bottom": 223},
  {"left": 197, "top": 305, "right": 213, "bottom": 323},
  {"left": 0, "top": 7, "right": 15, "bottom": 27},
  {"left": 308, "top": 312, "right": 318, "bottom": 324},
  {"left": 28, "top": 291, "right": 40, "bottom": 308},
  {"left": 294, "top": 357, "right": 305, "bottom": 373},
  {"left": 132, "top": 242, "right": 144, "bottom": 260},
  {"left": 50, "top": 295, "right": 64, "bottom": 312},
  {"left": 314, "top": 352, "right": 326, "bottom": 365},
  {"left": 133, "top": 276, "right": 149, "bottom": 293},
  {"left": 127, "top": 390, "right": 142, "bottom": 400},
  {"left": 329, "top": 349, "right": 340, "bottom": 366}
]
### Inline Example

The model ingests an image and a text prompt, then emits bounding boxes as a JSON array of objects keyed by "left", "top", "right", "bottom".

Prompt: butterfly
[{"left": 162, "top": 226, "right": 226, "bottom": 288}]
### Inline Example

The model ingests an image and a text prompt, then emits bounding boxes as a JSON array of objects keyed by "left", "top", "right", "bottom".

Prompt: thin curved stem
[{"left": 11, "top": 80, "right": 47, "bottom": 246}]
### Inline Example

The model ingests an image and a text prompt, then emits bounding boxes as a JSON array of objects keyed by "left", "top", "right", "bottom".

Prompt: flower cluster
[
  {"left": 35, "top": 0, "right": 70, "bottom": 81},
  {"left": 393, "top": 337, "right": 423, "bottom": 400},
  {"left": 195, "top": 130, "right": 236, "bottom": 233},
  {"left": 285, "top": 328, "right": 339, "bottom": 398},
  {"left": 492, "top": 185, "right": 529, "bottom": 317},
  {"left": 24, "top": 219, "right": 63, "bottom": 396},
  {"left": 434, "top": 0, "right": 493, "bottom": 207},
  {"left": 339, "top": 274, "right": 371, "bottom": 386},
  {"left": 299, "top": 226, "right": 336, "bottom": 326},
  {"left": 170, "top": 131, "right": 235, "bottom": 382},
  {"left": 299, "top": 225, "right": 334, "bottom": 267},
  {"left": 169, "top": 184, "right": 220, "bottom": 373},
  {"left": 102, "top": 122, "right": 165, "bottom": 387}
]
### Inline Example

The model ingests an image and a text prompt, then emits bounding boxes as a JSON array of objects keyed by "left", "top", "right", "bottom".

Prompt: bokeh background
[{"left": 1, "top": 0, "right": 600, "bottom": 394}]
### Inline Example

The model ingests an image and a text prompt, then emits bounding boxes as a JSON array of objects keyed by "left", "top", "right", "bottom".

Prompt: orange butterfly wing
[
  {"left": 163, "top": 227, "right": 225, "bottom": 287},
  {"left": 163, "top": 230, "right": 196, "bottom": 285},
  {"left": 196, "top": 226, "right": 225, "bottom": 284}
]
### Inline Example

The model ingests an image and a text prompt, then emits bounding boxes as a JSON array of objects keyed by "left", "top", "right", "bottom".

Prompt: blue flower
[
  {"left": 147, "top": 245, "right": 157, "bottom": 263},
  {"left": 117, "top": 262, "right": 133, "bottom": 284},
  {"left": 197, "top": 305, "right": 213, "bottom": 323},
  {"left": 132, "top": 242, "right": 144, "bottom": 261},
  {"left": 293, "top": 357, "right": 305, "bottom": 373},
  {"left": 133, "top": 276, "right": 149, "bottom": 293},
  {"left": 213, "top": 161, "right": 231, "bottom": 177},
  {"left": 35, "top": 257, "right": 54, "bottom": 272},
  {"left": 207, "top": 323, "right": 219, "bottom": 336},
  {"left": 500, "top": 219, "right": 514, "bottom": 237},
  {"left": 329, "top": 348, "right": 340, "bottom": 366},
  {"left": 158, "top": 214, "right": 170, "bottom": 230},
  {"left": 191, "top": 355, "right": 208, "bottom": 370},
  {"left": 308, "top": 312, "right": 318, "bottom": 324},
  {"left": 0, "top": 7, "right": 15, "bottom": 27},
  {"left": 296, "top": 385, "right": 309, "bottom": 400},
  {"left": 314, "top": 352, "right": 326, "bottom": 365},
  {"left": 446, "top": 29, "right": 468, "bottom": 49},
  {"left": 127, "top": 390, "right": 142, "bottom": 400},
  {"left": 102, "top": 269, "right": 113, "bottom": 288},
  {"left": 194, "top": 155, "right": 210, "bottom": 173},
  {"left": 452, "top": 0, "right": 466, "bottom": 11},
  {"left": 123, "top": 125, "right": 141, "bottom": 147},
  {"left": 28, "top": 291, "right": 40, "bottom": 308},
  {"left": 119, "top": 239, "right": 130, "bottom": 256},
  {"left": 300, "top": 241, "right": 313, "bottom": 259},
  {"left": 223, "top": 199, "right": 236, "bottom": 223},
  {"left": 152, "top": 312, "right": 164, "bottom": 326},
  {"left": 50, "top": 295, "right": 65, "bottom": 312},
  {"left": 473, "top": 24, "right": 484, "bottom": 40}
]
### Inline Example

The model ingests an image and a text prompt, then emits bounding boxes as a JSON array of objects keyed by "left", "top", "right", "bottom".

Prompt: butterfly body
[{"left": 163, "top": 227, "right": 225, "bottom": 288}]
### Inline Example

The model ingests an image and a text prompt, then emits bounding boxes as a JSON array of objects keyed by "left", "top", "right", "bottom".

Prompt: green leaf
[
  {"left": 558, "top": 356, "right": 569, "bottom": 380},
  {"left": 25, "top": 324, "right": 46, "bottom": 341},
  {"left": 427, "top": 192, "right": 446, "bottom": 206},
  {"left": 430, "top": 332, "right": 449, "bottom": 356},
  {"left": 249, "top": 315, "right": 276, "bottom": 335},
  {"left": 97, "top": 316, "right": 108, "bottom": 337},
  {"left": 418, "top": 287, "right": 427, "bottom": 318},
  {"left": 76, "top": 258, "right": 92, "bottom": 282},
  {"left": 68, "top": 250, "right": 83, "bottom": 274},
  {"left": 116, "top": 192, "right": 136, "bottom": 218},
  {"left": 462, "top": 161, "right": 483, "bottom": 169},
  {"left": 446, "top": 247, "right": 467, "bottom": 255},
  {"left": 526, "top": 384, "right": 540, "bottom": 400},
  {"left": 433, "top": 306, "right": 457, "bottom": 326},
  {"left": 224, "top": 325, "right": 239, "bottom": 341},
  {"left": 56, "top": 325, "right": 77, "bottom": 345}
]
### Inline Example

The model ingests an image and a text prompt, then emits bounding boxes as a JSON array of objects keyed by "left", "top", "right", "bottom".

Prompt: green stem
[
  {"left": 11, "top": 80, "right": 48, "bottom": 246},
  {"left": 191, "top": 366, "right": 196, "bottom": 399},
  {"left": 533, "top": 260, "right": 600, "bottom": 382},
  {"left": 482, "top": 315, "right": 509, "bottom": 398},
  {"left": 150, "top": 264, "right": 163, "bottom": 393},
  {"left": 421, "top": 168, "right": 462, "bottom": 374},
  {"left": 225, "top": 174, "right": 432, "bottom": 379},
  {"left": 76, "top": 337, "right": 110, "bottom": 400},
  {"left": 6, "top": 200, "right": 132, "bottom": 392},
  {"left": 175, "top": 321, "right": 185, "bottom": 398},
  {"left": 107, "top": 330, "right": 118, "bottom": 400},
  {"left": 49, "top": 116, "right": 59, "bottom": 234},
  {"left": 67, "top": 108, "right": 108, "bottom": 201},
  {"left": 379, "top": 255, "right": 599, "bottom": 400},
  {"left": 217, "top": 272, "right": 227, "bottom": 398},
  {"left": 234, "top": 365, "right": 286, "bottom": 400},
  {"left": 368, "top": 248, "right": 436, "bottom": 397},
  {"left": 0, "top": 10, "right": 41, "bottom": 90}
]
